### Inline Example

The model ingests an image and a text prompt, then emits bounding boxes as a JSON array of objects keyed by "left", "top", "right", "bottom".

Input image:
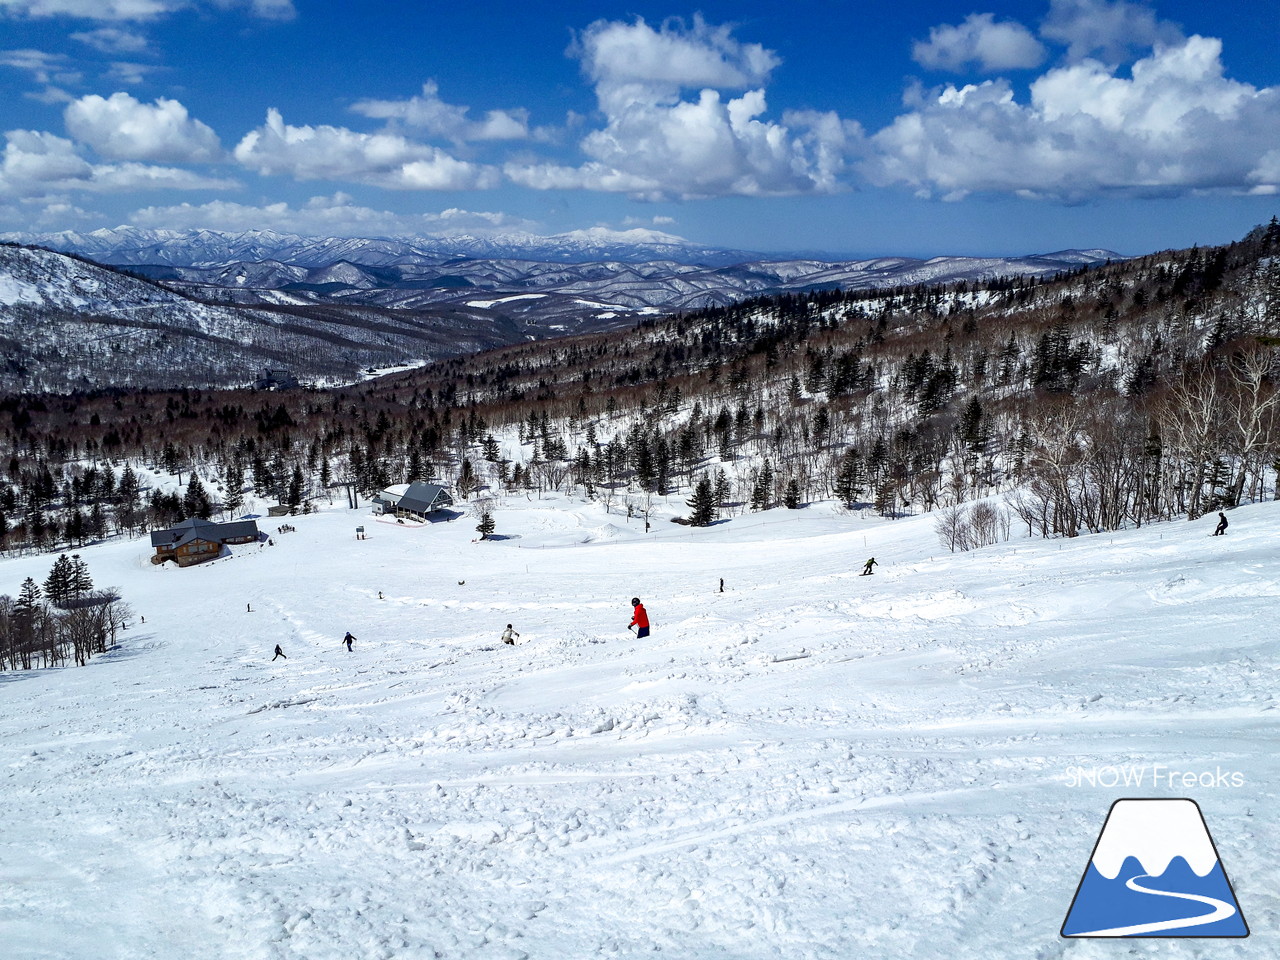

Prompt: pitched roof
[
  {"left": 395, "top": 481, "right": 453, "bottom": 515},
  {"left": 150, "top": 517, "right": 260, "bottom": 548}
]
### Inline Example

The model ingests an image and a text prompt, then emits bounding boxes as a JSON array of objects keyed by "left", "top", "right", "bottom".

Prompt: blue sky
[{"left": 1, "top": 0, "right": 1278, "bottom": 257}]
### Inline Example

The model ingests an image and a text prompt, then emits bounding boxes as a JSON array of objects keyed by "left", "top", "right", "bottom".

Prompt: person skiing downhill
[
  {"left": 861, "top": 557, "right": 878, "bottom": 576},
  {"left": 501, "top": 624, "right": 520, "bottom": 645},
  {"left": 629, "top": 598, "right": 650, "bottom": 638},
  {"left": 272, "top": 644, "right": 287, "bottom": 661},
  {"left": 1213, "top": 512, "right": 1229, "bottom": 536},
  {"left": 343, "top": 631, "right": 356, "bottom": 651}
]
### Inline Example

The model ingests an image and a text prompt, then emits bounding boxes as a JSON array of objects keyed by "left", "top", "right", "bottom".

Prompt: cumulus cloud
[
  {"left": 0, "top": 127, "right": 236, "bottom": 196},
  {"left": 867, "top": 36, "right": 1280, "bottom": 200},
  {"left": 70, "top": 27, "right": 149, "bottom": 53},
  {"left": 234, "top": 108, "right": 499, "bottom": 190},
  {"left": 129, "top": 192, "right": 536, "bottom": 235},
  {"left": 576, "top": 15, "right": 779, "bottom": 113},
  {"left": 0, "top": 0, "right": 295, "bottom": 21},
  {"left": 1041, "top": 0, "right": 1183, "bottom": 65},
  {"left": 351, "top": 81, "right": 532, "bottom": 143},
  {"left": 912, "top": 13, "right": 1047, "bottom": 72},
  {"left": 512, "top": 17, "right": 859, "bottom": 200},
  {"left": 65, "top": 92, "right": 222, "bottom": 162}
]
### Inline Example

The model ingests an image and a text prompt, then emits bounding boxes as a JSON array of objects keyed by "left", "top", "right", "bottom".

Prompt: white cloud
[
  {"left": 513, "top": 17, "right": 859, "bottom": 200},
  {"left": 867, "top": 36, "right": 1280, "bottom": 200},
  {"left": 1041, "top": 0, "right": 1183, "bottom": 65},
  {"left": 0, "top": 198, "right": 103, "bottom": 231},
  {"left": 0, "top": 0, "right": 177, "bottom": 18},
  {"left": 129, "top": 193, "right": 536, "bottom": 236},
  {"left": 234, "top": 108, "right": 499, "bottom": 190},
  {"left": 912, "top": 13, "right": 1046, "bottom": 72},
  {"left": 65, "top": 92, "right": 222, "bottom": 163},
  {"left": 104, "top": 61, "right": 158, "bottom": 84},
  {"left": 0, "top": 127, "right": 237, "bottom": 196},
  {"left": 351, "top": 81, "right": 532, "bottom": 143},
  {"left": 70, "top": 27, "right": 149, "bottom": 53},
  {"left": 27, "top": 85, "right": 74, "bottom": 104},
  {"left": 577, "top": 15, "right": 779, "bottom": 114},
  {"left": 0, "top": 47, "right": 80, "bottom": 85},
  {"left": 1250, "top": 151, "right": 1280, "bottom": 194},
  {"left": 0, "top": 0, "right": 295, "bottom": 21}
]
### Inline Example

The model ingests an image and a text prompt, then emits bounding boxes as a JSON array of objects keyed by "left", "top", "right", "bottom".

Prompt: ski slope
[{"left": 1, "top": 495, "right": 1276, "bottom": 958}]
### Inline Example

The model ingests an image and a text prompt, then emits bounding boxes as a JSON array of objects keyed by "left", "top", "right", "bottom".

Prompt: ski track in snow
[{"left": 1, "top": 497, "right": 1277, "bottom": 958}]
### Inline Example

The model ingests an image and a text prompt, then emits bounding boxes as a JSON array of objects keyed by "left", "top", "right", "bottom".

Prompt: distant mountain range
[
  {"left": 4, "top": 226, "right": 1123, "bottom": 324},
  {"left": 3, "top": 226, "right": 757, "bottom": 269},
  {"left": 0, "top": 228, "right": 1126, "bottom": 392}
]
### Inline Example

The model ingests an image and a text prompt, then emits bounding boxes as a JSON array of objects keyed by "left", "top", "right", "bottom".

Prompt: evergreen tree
[
  {"left": 286, "top": 465, "right": 305, "bottom": 511},
  {"left": 783, "top": 477, "right": 801, "bottom": 509},
  {"left": 714, "top": 469, "right": 731, "bottom": 509},
  {"left": 44, "top": 553, "right": 74, "bottom": 607},
  {"left": 89, "top": 502, "right": 107, "bottom": 540},
  {"left": 223, "top": 460, "right": 245, "bottom": 517},
  {"left": 16, "top": 577, "right": 41, "bottom": 621},
  {"left": 66, "top": 508, "right": 87, "bottom": 546},
  {"left": 184, "top": 475, "right": 213, "bottom": 519},
  {"left": 834, "top": 449, "right": 863, "bottom": 508},
  {"left": 476, "top": 511, "right": 496, "bottom": 540},
  {"left": 70, "top": 554, "right": 92, "bottom": 602},
  {"left": 751, "top": 460, "right": 774, "bottom": 511},
  {"left": 958, "top": 395, "right": 985, "bottom": 452},
  {"left": 634, "top": 436, "right": 657, "bottom": 491},
  {"left": 116, "top": 465, "right": 142, "bottom": 535},
  {"left": 161, "top": 442, "right": 183, "bottom": 484},
  {"left": 686, "top": 476, "right": 716, "bottom": 526}
]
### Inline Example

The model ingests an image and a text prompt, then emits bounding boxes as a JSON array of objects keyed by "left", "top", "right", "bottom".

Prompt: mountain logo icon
[{"left": 1061, "top": 798, "right": 1248, "bottom": 937}]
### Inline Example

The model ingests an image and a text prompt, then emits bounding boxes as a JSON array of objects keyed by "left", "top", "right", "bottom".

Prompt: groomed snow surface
[{"left": 2, "top": 496, "right": 1277, "bottom": 958}]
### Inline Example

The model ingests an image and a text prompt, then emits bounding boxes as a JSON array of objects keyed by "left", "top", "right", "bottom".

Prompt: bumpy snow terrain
[{"left": 1, "top": 496, "right": 1276, "bottom": 958}]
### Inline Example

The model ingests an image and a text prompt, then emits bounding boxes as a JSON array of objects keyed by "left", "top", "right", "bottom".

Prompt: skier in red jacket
[{"left": 629, "top": 598, "right": 650, "bottom": 638}]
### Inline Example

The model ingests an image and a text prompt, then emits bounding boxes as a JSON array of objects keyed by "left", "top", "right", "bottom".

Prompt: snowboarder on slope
[
  {"left": 343, "top": 631, "right": 356, "bottom": 651},
  {"left": 272, "top": 644, "right": 287, "bottom": 661},
  {"left": 629, "top": 598, "right": 650, "bottom": 638},
  {"left": 1213, "top": 512, "right": 1229, "bottom": 536},
  {"left": 501, "top": 624, "right": 520, "bottom": 645},
  {"left": 861, "top": 557, "right": 878, "bottom": 576}
]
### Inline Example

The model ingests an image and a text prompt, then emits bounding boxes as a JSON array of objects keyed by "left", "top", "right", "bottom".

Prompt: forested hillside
[
  {"left": 1, "top": 220, "right": 1277, "bottom": 558},
  {"left": 0, "top": 243, "right": 538, "bottom": 391}
]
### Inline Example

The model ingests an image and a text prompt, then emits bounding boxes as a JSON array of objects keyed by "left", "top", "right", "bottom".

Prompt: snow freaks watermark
[
  {"left": 1061, "top": 799, "right": 1249, "bottom": 938},
  {"left": 1064, "top": 765, "right": 1245, "bottom": 789}
]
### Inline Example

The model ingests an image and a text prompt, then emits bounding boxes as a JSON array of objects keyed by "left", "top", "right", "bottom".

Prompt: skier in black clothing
[
  {"left": 1213, "top": 512, "right": 1229, "bottom": 536},
  {"left": 272, "top": 644, "right": 287, "bottom": 661},
  {"left": 343, "top": 631, "right": 356, "bottom": 651}
]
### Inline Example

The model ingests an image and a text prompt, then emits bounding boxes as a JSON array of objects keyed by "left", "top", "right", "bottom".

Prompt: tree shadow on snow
[{"left": 426, "top": 509, "right": 466, "bottom": 524}]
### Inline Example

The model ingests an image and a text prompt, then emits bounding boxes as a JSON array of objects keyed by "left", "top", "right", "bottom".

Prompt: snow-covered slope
[{"left": 0, "top": 493, "right": 1274, "bottom": 958}]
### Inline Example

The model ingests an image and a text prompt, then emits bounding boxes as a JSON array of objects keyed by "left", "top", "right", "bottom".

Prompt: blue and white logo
[{"left": 1062, "top": 798, "right": 1248, "bottom": 938}]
